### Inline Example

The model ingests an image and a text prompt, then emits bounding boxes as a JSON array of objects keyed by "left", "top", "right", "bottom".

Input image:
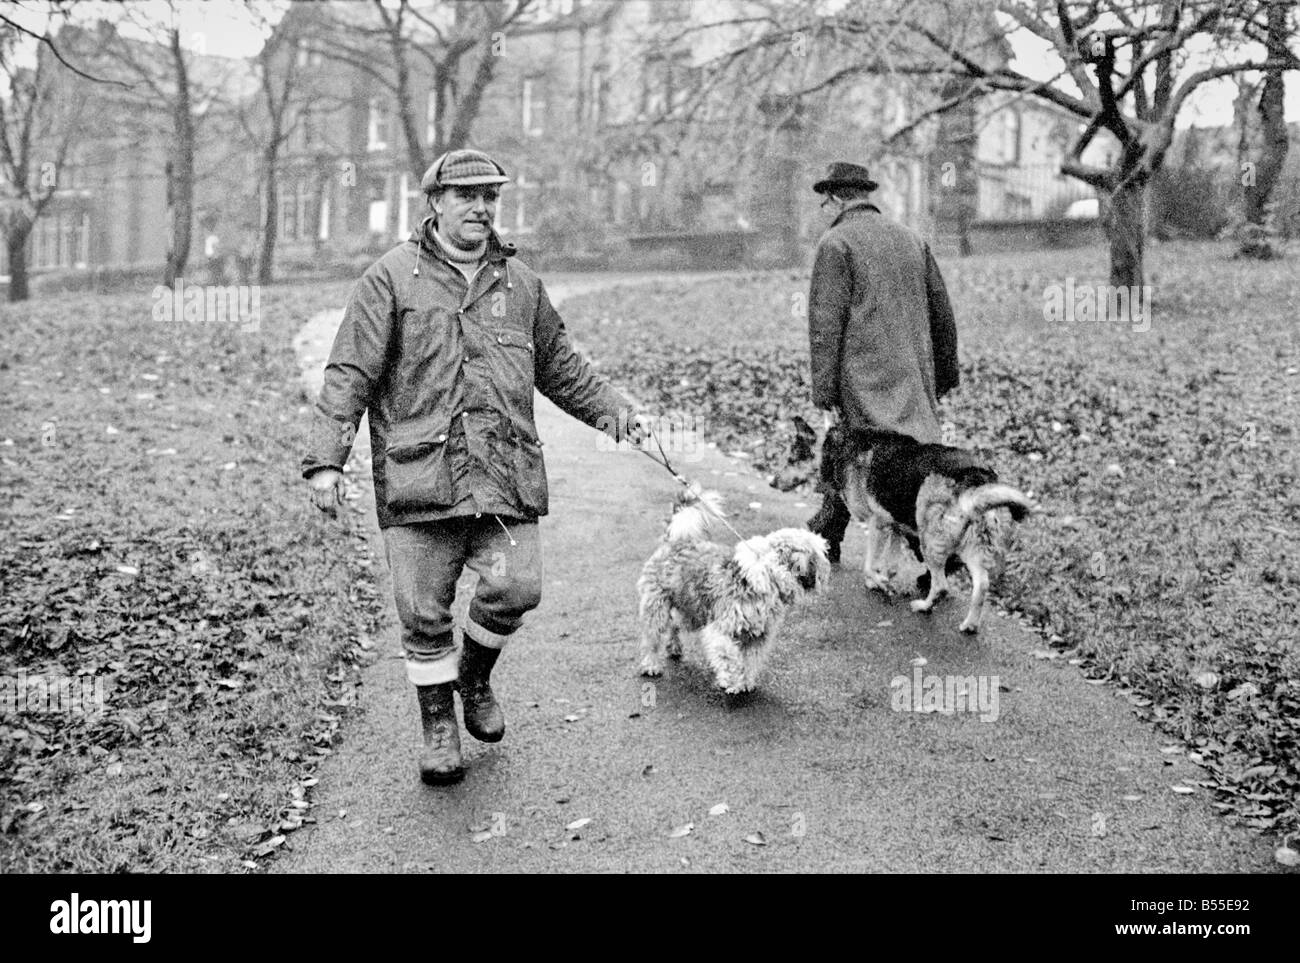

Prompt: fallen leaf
[
  {"left": 708, "top": 803, "right": 729, "bottom": 816},
  {"left": 1275, "top": 846, "right": 1300, "bottom": 867},
  {"left": 115, "top": 565, "right": 138, "bottom": 576},
  {"left": 1121, "top": 794, "right": 1143, "bottom": 802},
  {"left": 1193, "top": 671, "right": 1219, "bottom": 689},
  {"left": 471, "top": 830, "right": 493, "bottom": 843},
  {"left": 910, "top": 655, "right": 927, "bottom": 667},
  {"left": 565, "top": 817, "right": 592, "bottom": 831},
  {"left": 668, "top": 822, "right": 694, "bottom": 838},
  {"left": 743, "top": 832, "right": 767, "bottom": 846},
  {"left": 250, "top": 835, "right": 286, "bottom": 857},
  {"left": 875, "top": 620, "right": 893, "bottom": 628},
  {"left": 1031, "top": 649, "right": 1059, "bottom": 660},
  {"left": 1170, "top": 785, "right": 1195, "bottom": 794}
]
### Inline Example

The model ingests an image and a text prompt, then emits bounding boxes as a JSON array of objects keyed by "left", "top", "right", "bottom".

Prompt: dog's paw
[
  {"left": 909, "top": 598, "right": 935, "bottom": 613},
  {"left": 638, "top": 657, "right": 665, "bottom": 677},
  {"left": 863, "top": 572, "right": 893, "bottom": 595},
  {"left": 957, "top": 617, "right": 980, "bottom": 634}
]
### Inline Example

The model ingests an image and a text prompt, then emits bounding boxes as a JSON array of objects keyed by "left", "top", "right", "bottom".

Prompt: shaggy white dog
[{"left": 636, "top": 489, "right": 830, "bottom": 694}]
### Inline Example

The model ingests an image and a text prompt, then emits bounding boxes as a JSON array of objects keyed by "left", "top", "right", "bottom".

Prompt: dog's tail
[
  {"left": 958, "top": 484, "right": 1037, "bottom": 522},
  {"left": 666, "top": 487, "right": 727, "bottom": 541}
]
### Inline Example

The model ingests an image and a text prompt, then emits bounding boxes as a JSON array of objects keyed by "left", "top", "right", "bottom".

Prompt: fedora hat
[{"left": 813, "top": 161, "right": 878, "bottom": 195}]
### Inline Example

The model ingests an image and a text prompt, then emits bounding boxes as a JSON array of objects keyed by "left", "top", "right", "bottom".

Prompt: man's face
[{"left": 433, "top": 185, "right": 499, "bottom": 249}]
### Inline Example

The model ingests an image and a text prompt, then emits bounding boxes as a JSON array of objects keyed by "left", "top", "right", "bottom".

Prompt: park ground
[{"left": 0, "top": 240, "right": 1295, "bottom": 872}]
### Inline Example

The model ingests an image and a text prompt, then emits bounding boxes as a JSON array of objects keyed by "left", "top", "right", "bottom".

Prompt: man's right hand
[{"left": 308, "top": 468, "right": 344, "bottom": 516}]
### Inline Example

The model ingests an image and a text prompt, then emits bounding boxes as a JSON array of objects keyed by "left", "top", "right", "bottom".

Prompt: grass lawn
[
  {"left": 562, "top": 240, "right": 1300, "bottom": 840},
  {"left": 0, "top": 277, "right": 385, "bottom": 872}
]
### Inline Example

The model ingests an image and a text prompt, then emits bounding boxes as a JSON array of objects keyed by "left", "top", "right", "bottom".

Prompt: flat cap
[{"left": 421, "top": 149, "right": 511, "bottom": 192}]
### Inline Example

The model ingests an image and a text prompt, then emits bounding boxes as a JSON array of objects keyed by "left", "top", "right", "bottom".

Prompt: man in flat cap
[
  {"left": 805, "top": 161, "right": 960, "bottom": 563},
  {"left": 303, "top": 148, "right": 643, "bottom": 785}
]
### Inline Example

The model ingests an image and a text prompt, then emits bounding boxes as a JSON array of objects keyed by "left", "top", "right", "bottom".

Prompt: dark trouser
[{"left": 383, "top": 515, "right": 542, "bottom": 686}]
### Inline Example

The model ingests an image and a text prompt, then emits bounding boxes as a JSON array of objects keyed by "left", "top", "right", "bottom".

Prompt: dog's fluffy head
[{"left": 735, "top": 528, "right": 830, "bottom": 598}]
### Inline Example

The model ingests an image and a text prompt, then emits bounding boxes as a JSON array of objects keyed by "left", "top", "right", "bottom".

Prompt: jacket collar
[
  {"left": 413, "top": 215, "right": 517, "bottom": 265},
  {"left": 830, "top": 201, "right": 881, "bottom": 228}
]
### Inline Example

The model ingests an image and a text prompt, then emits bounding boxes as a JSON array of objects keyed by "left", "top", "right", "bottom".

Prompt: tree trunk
[
  {"left": 164, "top": 38, "right": 195, "bottom": 287},
  {"left": 1104, "top": 173, "right": 1146, "bottom": 290},
  {"left": 258, "top": 144, "right": 279, "bottom": 286},
  {"left": 6, "top": 226, "right": 31, "bottom": 302},
  {"left": 1239, "top": 0, "right": 1290, "bottom": 256}
]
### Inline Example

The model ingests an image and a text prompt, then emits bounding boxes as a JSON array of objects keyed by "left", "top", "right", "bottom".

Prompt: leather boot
[
  {"left": 457, "top": 636, "right": 505, "bottom": 743},
  {"left": 416, "top": 683, "right": 463, "bottom": 785}
]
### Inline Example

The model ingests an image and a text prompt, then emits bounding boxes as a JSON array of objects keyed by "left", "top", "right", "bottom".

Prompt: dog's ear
[{"left": 734, "top": 537, "right": 774, "bottom": 595}]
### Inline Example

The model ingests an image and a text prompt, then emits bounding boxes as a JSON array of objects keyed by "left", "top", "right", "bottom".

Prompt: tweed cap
[{"left": 421, "top": 149, "right": 511, "bottom": 192}]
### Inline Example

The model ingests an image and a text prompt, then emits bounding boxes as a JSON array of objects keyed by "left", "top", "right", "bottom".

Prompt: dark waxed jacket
[
  {"left": 808, "top": 203, "right": 959, "bottom": 444},
  {"left": 301, "top": 217, "right": 631, "bottom": 527}
]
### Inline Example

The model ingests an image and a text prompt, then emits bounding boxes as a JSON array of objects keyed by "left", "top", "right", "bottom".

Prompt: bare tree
[
  {"left": 658, "top": 1, "right": 1298, "bottom": 288},
  {"left": 896, "top": 0, "right": 1299, "bottom": 288},
  {"left": 0, "top": 17, "right": 85, "bottom": 301},
  {"left": 88, "top": 2, "right": 238, "bottom": 286},
  {"left": 304, "top": 0, "right": 537, "bottom": 186},
  {"left": 1239, "top": 0, "right": 1294, "bottom": 256}
]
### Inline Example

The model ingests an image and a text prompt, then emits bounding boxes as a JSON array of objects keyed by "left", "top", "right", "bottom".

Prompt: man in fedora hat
[
  {"left": 805, "top": 161, "right": 960, "bottom": 562},
  {"left": 303, "top": 148, "right": 645, "bottom": 785}
]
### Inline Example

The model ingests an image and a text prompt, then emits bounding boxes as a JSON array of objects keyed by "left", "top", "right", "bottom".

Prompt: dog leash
[{"left": 639, "top": 427, "right": 748, "bottom": 543}]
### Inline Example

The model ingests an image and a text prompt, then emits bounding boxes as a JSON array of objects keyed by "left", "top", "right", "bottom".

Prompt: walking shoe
[
  {"left": 416, "top": 683, "right": 463, "bottom": 785},
  {"left": 457, "top": 636, "right": 505, "bottom": 743}
]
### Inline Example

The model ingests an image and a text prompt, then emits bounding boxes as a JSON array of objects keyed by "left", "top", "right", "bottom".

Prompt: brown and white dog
[
  {"left": 833, "top": 427, "right": 1037, "bottom": 633},
  {"left": 637, "top": 488, "right": 830, "bottom": 693}
]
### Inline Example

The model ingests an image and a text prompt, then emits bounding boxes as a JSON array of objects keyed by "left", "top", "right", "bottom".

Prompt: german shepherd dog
[{"left": 827, "top": 426, "right": 1037, "bottom": 633}]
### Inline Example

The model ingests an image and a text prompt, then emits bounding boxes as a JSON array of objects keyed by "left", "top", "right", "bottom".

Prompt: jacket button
[
  {"left": 438, "top": 434, "right": 447, "bottom": 442},
  {"left": 493, "top": 271, "right": 500, "bottom": 278},
  {"left": 462, "top": 412, "right": 468, "bottom": 419}
]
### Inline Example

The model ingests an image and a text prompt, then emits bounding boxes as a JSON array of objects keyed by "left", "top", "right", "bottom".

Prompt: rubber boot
[
  {"left": 458, "top": 637, "right": 505, "bottom": 743},
  {"left": 416, "top": 683, "right": 463, "bottom": 785}
]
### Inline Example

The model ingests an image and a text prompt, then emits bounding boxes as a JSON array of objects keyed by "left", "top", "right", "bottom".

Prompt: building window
[
  {"left": 280, "top": 191, "right": 297, "bottom": 240},
  {"left": 296, "top": 179, "right": 312, "bottom": 241},
  {"left": 296, "top": 42, "right": 322, "bottom": 67},
  {"left": 522, "top": 78, "right": 547, "bottom": 136},
  {"left": 642, "top": 56, "right": 666, "bottom": 116},
  {"left": 1000, "top": 110, "right": 1021, "bottom": 165},
  {"left": 588, "top": 65, "right": 608, "bottom": 126},
  {"left": 642, "top": 52, "right": 693, "bottom": 117},
  {"left": 502, "top": 171, "right": 539, "bottom": 234},
  {"left": 368, "top": 98, "right": 390, "bottom": 151}
]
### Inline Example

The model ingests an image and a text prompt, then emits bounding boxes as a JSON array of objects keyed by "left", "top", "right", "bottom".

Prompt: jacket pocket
[
  {"left": 384, "top": 413, "right": 454, "bottom": 511},
  {"left": 512, "top": 435, "right": 548, "bottom": 515},
  {"left": 495, "top": 328, "right": 534, "bottom": 352}
]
